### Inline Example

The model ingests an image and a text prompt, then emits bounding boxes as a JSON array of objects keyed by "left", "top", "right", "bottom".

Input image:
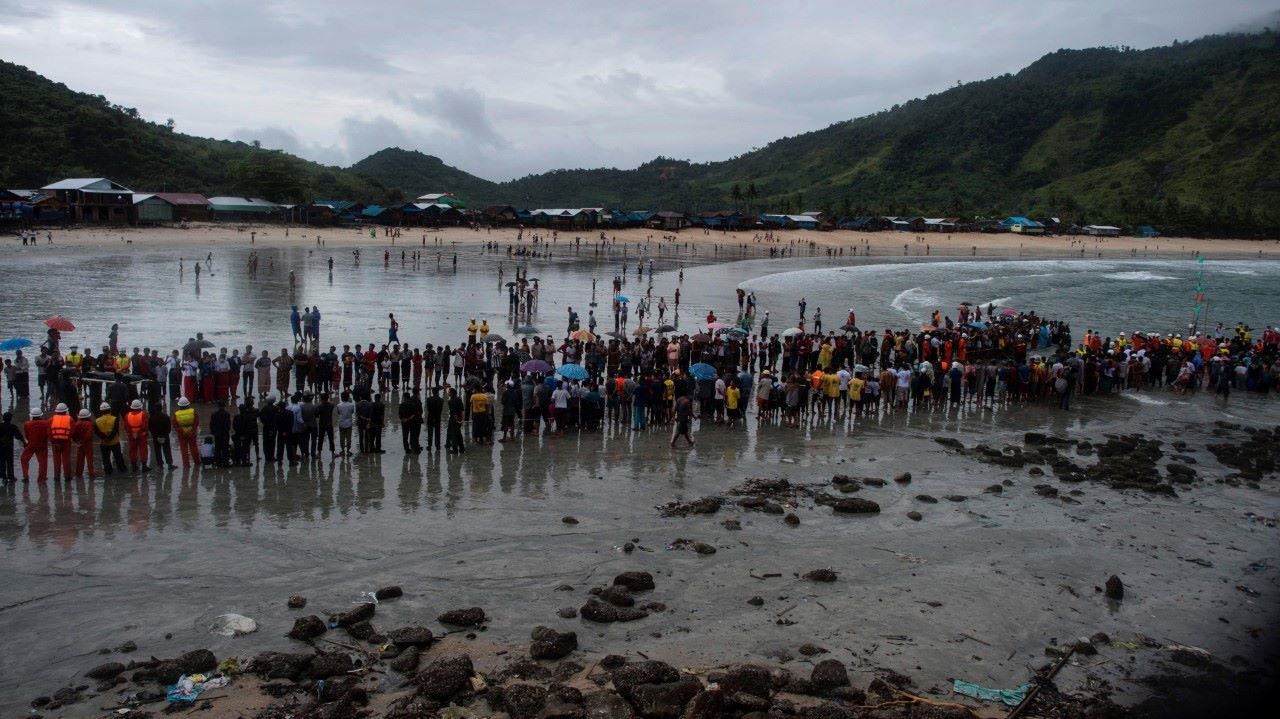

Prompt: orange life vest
[
  {"left": 50, "top": 414, "right": 72, "bottom": 441},
  {"left": 126, "top": 410, "right": 147, "bottom": 435}
]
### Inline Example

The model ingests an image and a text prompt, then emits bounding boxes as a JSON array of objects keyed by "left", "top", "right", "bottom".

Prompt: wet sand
[
  {"left": 1, "top": 227, "right": 1278, "bottom": 716},
  {"left": 1, "top": 389, "right": 1277, "bottom": 716}
]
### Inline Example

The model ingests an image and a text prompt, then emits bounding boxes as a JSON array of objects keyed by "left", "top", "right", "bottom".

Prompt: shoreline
[{"left": 7, "top": 223, "right": 1280, "bottom": 260}]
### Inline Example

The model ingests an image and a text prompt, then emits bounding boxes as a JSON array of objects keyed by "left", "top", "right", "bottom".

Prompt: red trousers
[
  {"left": 128, "top": 434, "right": 148, "bottom": 466},
  {"left": 50, "top": 441, "right": 72, "bottom": 479},
  {"left": 20, "top": 443, "right": 47, "bottom": 481},
  {"left": 75, "top": 442, "right": 95, "bottom": 478},
  {"left": 183, "top": 376, "right": 197, "bottom": 400},
  {"left": 177, "top": 432, "right": 199, "bottom": 467}
]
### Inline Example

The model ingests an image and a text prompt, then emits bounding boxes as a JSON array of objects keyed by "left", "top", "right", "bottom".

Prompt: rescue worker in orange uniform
[
  {"left": 124, "top": 399, "right": 149, "bottom": 471},
  {"left": 48, "top": 403, "right": 73, "bottom": 481},
  {"left": 20, "top": 407, "right": 50, "bottom": 482},
  {"left": 72, "top": 408, "right": 96, "bottom": 479},
  {"left": 172, "top": 397, "right": 200, "bottom": 467}
]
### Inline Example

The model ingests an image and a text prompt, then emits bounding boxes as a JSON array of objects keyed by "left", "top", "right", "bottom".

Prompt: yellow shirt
[
  {"left": 467, "top": 322, "right": 479, "bottom": 337},
  {"left": 479, "top": 321, "right": 490, "bottom": 336},
  {"left": 725, "top": 386, "right": 740, "bottom": 410},
  {"left": 823, "top": 373, "right": 840, "bottom": 398},
  {"left": 848, "top": 378, "right": 865, "bottom": 402},
  {"left": 469, "top": 392, "right": 489, "bottom": 414},
  {"left": 663, "top": 379, "right": 674, "bottom": 400}
]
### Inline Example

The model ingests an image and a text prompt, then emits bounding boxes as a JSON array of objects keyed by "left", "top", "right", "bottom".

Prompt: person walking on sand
[
  {"left": 290, "top": 305, "right": 302, "bottom": 344},
  {"left": 671, "top": 394, "right": 695, "bottom": 448},
  {"left": 389, "top": 313, "right": 400, "bottom": 343}
]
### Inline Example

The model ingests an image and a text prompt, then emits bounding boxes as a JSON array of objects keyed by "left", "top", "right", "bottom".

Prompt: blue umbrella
[
  {"left": 557, "top": 363, "right": 589, "bottom": 381},
  {"left": 615, "top": 295, "right": 630, "bottom": 303},
  {"left": 689, "top": 362, "right": 717, "bottom": 380},
  {"left": 0, "top": 337, "right": 33, "bottom": 352},
  {"left": 968, "top": 321, "right": 988, "bottom": 329},
  {"left": 515, "top": 325, "right": 539, "bottom": 335}
]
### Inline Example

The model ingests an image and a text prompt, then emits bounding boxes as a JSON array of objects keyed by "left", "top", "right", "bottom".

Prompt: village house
[{"left": 41, "top": 178, "right": 133, "bottom": 223}]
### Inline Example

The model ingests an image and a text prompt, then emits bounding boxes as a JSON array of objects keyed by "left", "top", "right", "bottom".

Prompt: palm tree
[
  {"left": 746, "top": 183, "right": 758, "bottom": 215},
  {"left": 730, "top": 184, "right": 743, "bottom": 212}
]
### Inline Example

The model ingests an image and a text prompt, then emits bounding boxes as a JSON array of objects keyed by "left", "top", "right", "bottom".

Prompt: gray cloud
[{"left": 1, "top": 0, "right": 1274, "bottom": 180}]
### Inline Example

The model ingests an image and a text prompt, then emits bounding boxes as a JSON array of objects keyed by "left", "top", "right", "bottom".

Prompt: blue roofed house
[
  {"left": 1134, "top": 225, "right": 1160, "bottom": 238},
  {"left": 999, "top": 216, "right": 1045, "bottom": 234}
]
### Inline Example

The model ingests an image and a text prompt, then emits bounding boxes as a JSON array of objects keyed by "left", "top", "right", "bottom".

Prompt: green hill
[
  {"left": 4, "top": 31, "right": 1279, "bottom": 235},
  {"left": 0, "top": 60, "right": 395, "bottom": 203},
  {"left": 468, "top": 32, "right": 1278, "bottom": 235},
  {"left": 348, "top": 148, "right": 498, "bottom": 206}
]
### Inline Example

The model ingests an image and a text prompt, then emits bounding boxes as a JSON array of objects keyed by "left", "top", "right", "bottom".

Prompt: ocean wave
[
  {"left": 1101, "top": 271, "right": 1180, "bottom": 281},
  {"left": 1122, "top": 393, "right": 1170, "bottom": 406},
  {"left": 982, "top": 296, "right": 1013, "bottom": 307},
  {"left": 1220, "top": 269, "right": 1258, "bottom": 276},
  {"left": 955, "top": 276, "right": 994, "bottom": 284},
  {"left": 890, "top": 287, "right": 941, "bottom": 321}
]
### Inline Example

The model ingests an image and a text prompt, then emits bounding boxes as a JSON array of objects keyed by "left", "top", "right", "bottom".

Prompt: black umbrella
[
  {"left": 656, "top": 324, "right": 677, "bottom": 333},
  {"left": 840, "top": 324, "right": 858, "bottom": 333},
  {"left": 606, "top": 331, "right": 626, "bottom": 340}
]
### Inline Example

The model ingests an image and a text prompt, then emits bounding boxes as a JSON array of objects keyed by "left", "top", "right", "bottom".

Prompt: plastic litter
[
  {"left": 210, "top": 613, "right": 258, "bottom": 637},
  {"left": 165, "top": 674, "right": 230, "bottom": 703},
  {"left": 952, "top": 679, "right": 1029, "bottom": 706},
  {"left": 218, "top": 657, "right": 241, "bottom": 676}
]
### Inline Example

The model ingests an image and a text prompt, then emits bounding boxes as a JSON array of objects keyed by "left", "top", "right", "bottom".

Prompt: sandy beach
[{"left": 12, "top": 223, "right": 1280, "bottom": 260}]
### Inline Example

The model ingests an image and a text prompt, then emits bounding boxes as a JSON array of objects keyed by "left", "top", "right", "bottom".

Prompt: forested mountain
[
  {"left": 0, "top": 60, "right": 395, "bottom": 203},
  {"left": 3, "top": 31, "right": 1279, "bottom": 234}
]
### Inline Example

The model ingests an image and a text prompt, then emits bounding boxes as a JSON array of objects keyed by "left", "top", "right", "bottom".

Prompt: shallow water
[{"left": 1, "top": 243, "right": 1279, "bottom": 712}]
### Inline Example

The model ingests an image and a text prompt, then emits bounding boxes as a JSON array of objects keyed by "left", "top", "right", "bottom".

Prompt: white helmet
[
  {"left": 55, "top": 403, "right": 68, "bottom": 413},
  {"left": 99, "top": 402, "right": 111, "bottom": 412},
  {"left": 30, "top": 407, "right": 43, "bottom": 418},
  {"left": 178, "top": 397, "right": 191, "bottom": 407},
  {"left": 130, "top": 399, "right": 143, "bottom": 410},
  {"left": 78, "top": 409, "right": 92, "bottom": 419}
]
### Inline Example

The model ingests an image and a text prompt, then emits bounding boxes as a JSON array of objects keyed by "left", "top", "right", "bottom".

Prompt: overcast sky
[{"left": 1, "top": 0, "right": 1274, "bottom": 180}]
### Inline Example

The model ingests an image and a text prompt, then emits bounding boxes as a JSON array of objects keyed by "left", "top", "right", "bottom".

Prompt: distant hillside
[
  {"left": 0, "top": 60, "right": 395, "bottom": 203},
  {"left": 5, "top": 31, "right": 1279, "bottom": 235},
  {"left": 348, "top": 148, "right": 498, "bottom": 205},
  {"left": 356, "top": 33, "right": 1280, "bottom": 235}
]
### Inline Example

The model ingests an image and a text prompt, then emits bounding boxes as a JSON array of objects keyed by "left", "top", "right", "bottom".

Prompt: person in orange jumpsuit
[
  {"left": 124, "top": 399, "right": 149, "bottom": 471},
  {"left": 48, "top": 403, "right": 73, "bottom": 481},
  {"left": 71, "top": 408, "right": 96, "bottom": 479},
  {"left": 172, "top": 397, "right": 200, "bottom": 467},
  {"left": 20, "top": 407, "right": 49, "bottom": 482}
]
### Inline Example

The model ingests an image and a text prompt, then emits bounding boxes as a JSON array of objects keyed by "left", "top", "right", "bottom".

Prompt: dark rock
[
  {"left": 862, "top": 477, "right": 887, "bottom": 487},
  {"left": 251, "top": 651, "right": 312, "bottom": 680},
  {"left": 415, "top": 655, "right": 475, "bottom": 701},
  {"left": 600, "top": 655, "right": 628, "bottom": 670},
  {"left": 708, "top": 664, "right": 774, "bottom": 698},
  {"left": 690, "top": 541, "right": 717, "bottom": 555},
  {"left": 831, "top": 498, "right": 880, "bottom": 514},
  {"left": 611, "top": 660, "right": 680, "bottom": 698},
  {"left": 531, "top": 629, "right": 579, "bottom": 660},
  {"left": 803, "top": 569, "right": 838, "bottom": 583},
  {"left": 784, "top": 513, "right": 800, "bottom": 526},
  {"left": 504, "top": 683, "right": 549, "bottom": 719},
  {"left": 556, "top": 584, "right": 575, "bottom": 592},
  {"left": 601, "top": 586, "right": 635, "bottom": 606},
  {"left": 375, "top": 585, "right": 404, "bottom": 600},
  {"left": 721, "top": 519, "right": 741, "bottom": 531},
  {"left": 389, "top": 647, "right": 421, "bottom": 674},
  {"left": 747, "top": 596, "right": 764, "bottom": 606},
  {"left": 337, "top": 602, "right": 376, "bottom": 627},
  {"left": 800, "top": 702, "right": 855, "bottom": 719},
  {"left": 389, "top": 626, "right": 435, "bottom": 648},
  {"left": 642, "top": 601, "right": 666, "bottom": 613},
  {"left": 614, "top": 606, "right": 650, "bottom": 622},
  {"left": 984, "top": 484, "right": 1003, "bottom": 494},
  {"left": 613, "top": 572, "right": 655, "bottom": 591},
  {"left": 306, "top": 652, "right": 355, "bottom": 680},
  {"left": 690, "top": 497, "right": 721, "bottom": 514},
  {"left": 583, "top": 691, "right": 635, "bottom": 719},
  {"left": 831, "top": 474, "right": 855, "bottom": 485},
  {"left": 934, "top": 438, "right": 964, "bottom": 450},
  {"left": 798, "top": 644, "right": 827, "bottom": 657},
  {"left": 563, "top": 516, "right": 580, "bottom": 524},
  {"left": 347, "top": 620, "right": 375, "bottom": 641},
  {"left": 784, "top": 676, "right": 814, "bottom": 695},
  {"left": 915, "top": 494, "right": 938, "bottom": 503},
  {"left": 558, "top": 607, "right": 579, "bottom": 619},
  {"left": 85, "top": 662, "right": 125, "bottom": 680},
  {"left": 907, "top": 511, "right": 923, "bottom": 521},
  {"left": 117, "top": 641, "right": 138, "bottom": 653},
  {"left": 945, "top": 494, "right": 967, "bottom": 502},
  {"left": 623, "top": 542, "right": 635, "bottom": 553},
  {"left": 683, "top": 689, "right": 727, "bottom": 719},
  {"left": 628, "top": 676, "right": 702, "bottom": 719},
  {"left": 582, "top": 600, "right": 619, "bottom": 623},
  {"left": 287, "top": 595, "right": 307, "bottom": 609},
  {"left": 894, "top": 472, "right": 912, "bottom": 483},
  {"left": 809, "top": 660, "right": 849, "bottom": 693},
  {"left": 438, "top": 607, "right": 486, "bottom": 626},
  {"left": 1105, "top": 575, "right": 1124, "bottom": 600}
]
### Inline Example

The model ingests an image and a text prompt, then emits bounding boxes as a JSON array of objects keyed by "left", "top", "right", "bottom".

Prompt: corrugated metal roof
[
  {"left": 42, "top": 178, "right": 130, "bottom": 191},
  {"left": 132, "top": 193, "right": 156, "bottom": 204},
  {"left": 207, "top": 196, "right": 279, "bottom": 207},
  {"left": 151, "top": 192, "right": 210, "bottom": 206}
]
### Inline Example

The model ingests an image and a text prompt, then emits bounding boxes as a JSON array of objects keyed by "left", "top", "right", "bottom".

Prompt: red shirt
[{"left": 23, "top": 419, "right": 50, "bottom": 448}]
